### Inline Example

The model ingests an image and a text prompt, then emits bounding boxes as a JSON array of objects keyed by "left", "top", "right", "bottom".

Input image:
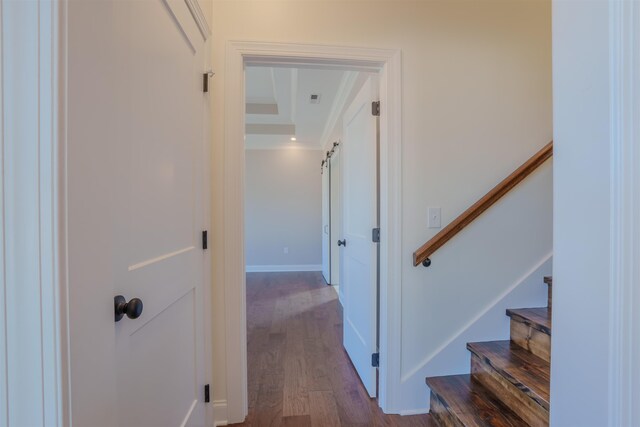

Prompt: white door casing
[
  {"left": 340, "top": 76, "right": 379, "bottom": 397},
  {"left": 65, "top": 1, "right": 211, "bottom": 426},
  {"left": 608, "top": 1, "right": 640, "bottom": 426},
  {"left": 223, "top": 42, "right": 402, "bottom": 422},
  {"left": 1, "top": 1, "right": 65, "bottom": 425}
]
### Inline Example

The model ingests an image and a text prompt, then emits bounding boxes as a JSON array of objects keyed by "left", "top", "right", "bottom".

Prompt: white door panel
[
  {"left": 67, "top": 0, "right": 208, "bottom": 425},
  {"left": 340, "top": 77, "right": 378, "bottom": 397}
]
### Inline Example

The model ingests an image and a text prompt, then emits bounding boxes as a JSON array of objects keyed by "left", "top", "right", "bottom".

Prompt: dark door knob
[
  {"left": 337, "top": 239, "right": 346, "bottom": 247},
  {"left": 114, "top": 295, "right": 144, "bottom": 322}
]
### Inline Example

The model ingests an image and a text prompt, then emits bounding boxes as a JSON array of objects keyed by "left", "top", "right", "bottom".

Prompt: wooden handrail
[{"left": 413, "top": 141, "right": 553, "bottom": 267}]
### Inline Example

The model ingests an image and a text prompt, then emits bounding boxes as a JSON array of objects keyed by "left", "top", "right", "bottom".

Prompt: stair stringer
[{"left": 398, "top": 254, "right": 552, "bottom": 415}]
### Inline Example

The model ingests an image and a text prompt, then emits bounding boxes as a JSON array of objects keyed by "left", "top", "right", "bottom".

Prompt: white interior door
[
  {"left": 66, "top": 1, "right": 210, "bottom": 426},
  {"left": 340, "top": 77, "right": 378, "bottom": 397},
  {"left": 322, "top": 164, "right": 331, "bottom": 283}
]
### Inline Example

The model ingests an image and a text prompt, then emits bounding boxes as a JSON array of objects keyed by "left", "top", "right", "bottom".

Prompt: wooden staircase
[{"left": 426, "top": 276, "right": 552, "bottom": 427}]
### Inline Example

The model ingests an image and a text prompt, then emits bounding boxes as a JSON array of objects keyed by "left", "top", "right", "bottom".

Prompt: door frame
[
  {"left": 608, "top": 1, "right": 640, "bottom": 425},
  {"left": 222, "top": 41, "right": 402, "bottom": 423},
  {"left": 1, "top": 1, "right": 69, "bottom": 425}
]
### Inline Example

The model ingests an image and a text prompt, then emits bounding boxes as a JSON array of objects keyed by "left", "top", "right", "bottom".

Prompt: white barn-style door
[
  {"left": 322, "top": 162, "right": 331, "bottom": 283},
  {"left": 66, "top": 1, "right": 211, "bottom": 426}
]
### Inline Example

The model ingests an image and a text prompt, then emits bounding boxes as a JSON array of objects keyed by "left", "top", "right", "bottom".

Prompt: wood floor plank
[
  {"left": 254, "top": 374, "right": 285, "bottom": 427},
  {"left": 283, "top": 314, "right": 310, "bottom": 416},
  {"left": 282, "top": 415, "right": 312, "bottom": 427},
  {"left": 309, "top": 391, "right": 341, "bottom": 427},
  {"left": 271, "top": 298, "right": 288, "bottom": 335},
  {"left": 258, "top": 333, "right": 286, "bottom": 382},
  {"left": 231, "top": 272, "right": 433, "bottom": 427},
  {"left": 303, "top": 338, "right": 332, "bottom": 392}
]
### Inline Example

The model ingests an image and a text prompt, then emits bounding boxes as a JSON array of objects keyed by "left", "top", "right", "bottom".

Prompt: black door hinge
[
  {"left": 372, "top": 101, "right": 380, "bottom": 116},
  {"left": 372, "top": 228, "right": 380, "bottom": 243},
  {"left": 202, "top": 230, "right": 208, "bottom": 250},
  {"left": 371, "top": 353, "right": 380, "bottom": 367},
  {"left": 204, "top": 384, "right": 210, "bottom": 403},
  {"left": 203, "top": 73, "right": 209, "bottom": 93}
]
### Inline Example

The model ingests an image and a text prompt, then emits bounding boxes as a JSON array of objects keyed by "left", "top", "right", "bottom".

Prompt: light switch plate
[{"left": 428, "top": 207, "right": 441, "bottom": 229}]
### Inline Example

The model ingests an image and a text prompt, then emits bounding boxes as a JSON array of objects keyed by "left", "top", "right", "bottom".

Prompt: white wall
[
  {"left": 245, "top": 149, "right": 322, "bottom": 271},
  {"left": 211, "top": 0, "right": 552, "bottom": 416}
]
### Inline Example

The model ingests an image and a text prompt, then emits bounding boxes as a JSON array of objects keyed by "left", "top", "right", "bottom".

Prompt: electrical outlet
[
  {"left": 428, "top": 207, "right": 441, "bottom": 229},
  {"left": 283, "top": 247, "right": 289, "bottom": 254}
]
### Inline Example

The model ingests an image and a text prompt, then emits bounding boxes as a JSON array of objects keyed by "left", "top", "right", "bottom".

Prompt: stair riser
[
  {"left": 471, "top": 354, "right": 549, "bottom": 427},
  {"left": 510, "top": 319, "right": 551, "bottom": 363},
  {"left": 429, "top": 392, "right": 464, "bottom": 427}
]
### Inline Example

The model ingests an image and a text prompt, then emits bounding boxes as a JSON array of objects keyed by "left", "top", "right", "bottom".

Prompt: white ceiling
[{"left": 245, "top": 66, "right": 351, "bottom": 150}]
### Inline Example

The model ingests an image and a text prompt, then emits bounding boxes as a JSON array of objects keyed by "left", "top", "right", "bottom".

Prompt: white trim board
[
  {"left": 213, "top": 400, "right": 228, "bottom": 426},
  {"left": 246, "top": 264, "right": 322, "bottom": 273},
  {"left": 223, "top": 41, "right": 402, "bottom": 423},
  {"left": 1, "top": 1, "right": 67, "bottom": 425},
  {"left": 608, "top": 1, "right": 640, "bottom": 425}
]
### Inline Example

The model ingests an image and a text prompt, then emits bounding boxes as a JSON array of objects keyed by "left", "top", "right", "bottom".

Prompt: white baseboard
[
  {"left": 245, "top": 264, "right": 322, "bottom": 273},
  {"left": 213, "top": 400, "right": 228, "bottom": 426}
]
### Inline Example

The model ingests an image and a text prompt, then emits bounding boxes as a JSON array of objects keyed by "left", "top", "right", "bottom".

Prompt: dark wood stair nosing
[
  {"left": 466, "top": 340, "right": 550, "bottom": 411},
  {"left": 506, "top": 307, "right": 551, "bottom": 336},
  {"left": 426, "top": 374, "right": 528, "bottom": 427}
]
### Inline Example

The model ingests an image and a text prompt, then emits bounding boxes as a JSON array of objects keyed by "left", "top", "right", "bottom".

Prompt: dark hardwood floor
[{"left": 230, "top": 271, "right": 435, "bottom": 427}]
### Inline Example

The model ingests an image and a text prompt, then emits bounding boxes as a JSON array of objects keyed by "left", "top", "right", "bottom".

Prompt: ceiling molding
[
  {"left": 319, "top": 71, "right": 359, "bottom": 151},
  {"left": 246, "top": 103, "right": 279, "bottom": 115},
  {"left": 184, "top": 0, "right": 211, "bottom": 40},
  {"left": 245, "top": 123, "right": 295, "bottom": 135}
]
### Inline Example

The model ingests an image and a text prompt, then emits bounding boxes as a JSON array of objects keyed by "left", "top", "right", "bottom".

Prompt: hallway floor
[{"left": 231, "top": 272, "right": 435, "bottom": 427}]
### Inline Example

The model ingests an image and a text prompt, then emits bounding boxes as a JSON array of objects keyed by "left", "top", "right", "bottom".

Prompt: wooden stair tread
[
  {"left": 506, "top": 307, "right": 551, "bottom": 335},
  {"left": 426, "top": 374, "right": 528, "bottom": 427},
  {"left": 467, "top": 340, "right": 550, "bottom": 410}
]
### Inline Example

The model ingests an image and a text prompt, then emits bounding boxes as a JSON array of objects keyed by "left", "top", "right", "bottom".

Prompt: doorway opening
[
  {"left": 244, "top": 65, "right": 354, "bottom": 275},
  {"left": 243, "top": 61, "right": 380, "bottom": 403},
  {"left": 222, "top": 42, "right": 402, "bottom": 424}
]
